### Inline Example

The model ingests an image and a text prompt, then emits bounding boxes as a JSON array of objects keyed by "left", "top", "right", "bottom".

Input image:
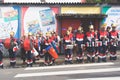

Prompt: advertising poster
[
  {"left": 21, "top": 7, "right": 58, "bottom": 36},
  {"left": 102, "top": 6, "right": 120, "bottom": 30},
  {"left": 0, "top": 6, "right": 20, "bottom": 39}
]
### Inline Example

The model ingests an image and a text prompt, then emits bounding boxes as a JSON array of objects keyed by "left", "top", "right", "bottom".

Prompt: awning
[{"left": 56, "top": 14, "right": 107, "bottom": 19}]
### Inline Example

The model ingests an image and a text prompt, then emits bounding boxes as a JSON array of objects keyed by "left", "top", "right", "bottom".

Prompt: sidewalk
[{"left": 2, "top": 51, "right": 120, "bottom": 68}]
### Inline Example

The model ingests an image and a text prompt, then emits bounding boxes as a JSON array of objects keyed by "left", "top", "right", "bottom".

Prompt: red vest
[
  {"left": 64, "top": 35, "right": 71, "bottom": 43},
  {"left": 34, "top": 39, "right": 39, "bottom": 48},
  {"left": 110, "top": 31, "right": 118, "bottom": 39},
  {"left": 76, "top": 33, "right": 84, "bottom": 41},
  {"left": 99, "top": 31, "right": 108, "bottom": 39},
  {"left": 86, "top": 32, "right": 95, "bottom": 41}
]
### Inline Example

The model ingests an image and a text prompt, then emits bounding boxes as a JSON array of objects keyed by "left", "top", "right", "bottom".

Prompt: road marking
[
  {"left": 67, "top": 77, "right": 120, "bottom": 80},
  {"left": 15, "top": 67, "right": 120, "bottom": 78},
  {"left": 25, "top": 62, "right": 115, "bottom": 70}
]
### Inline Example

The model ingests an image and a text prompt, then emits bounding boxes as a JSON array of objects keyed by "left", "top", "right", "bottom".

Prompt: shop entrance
[
  {"left": 81, "top": 19, "right": 99, "bottom": 33},
  {"left": 61, "top": 18, "right": 100, "bottom": 36}
]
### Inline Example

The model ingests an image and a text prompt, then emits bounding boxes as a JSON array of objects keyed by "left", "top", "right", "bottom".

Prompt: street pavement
[
  {"left": 2, "top": 50, "right": 120, "bottom": 68},
  {"left": 1, "top": 51, "right": 120, "bottom": 80},
  {"left": 1, "top": 62, "right": 120, "bottom": 80}
]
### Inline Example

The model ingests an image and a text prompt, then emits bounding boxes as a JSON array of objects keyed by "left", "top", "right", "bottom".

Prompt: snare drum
[{"left": 66, "top": 45, "right": 73, "bottom": 49}]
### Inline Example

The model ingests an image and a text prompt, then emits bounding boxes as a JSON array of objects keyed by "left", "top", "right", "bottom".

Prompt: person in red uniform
[
  {"left": 106, "top": 26, "right": 111, "bottom": 54},
  {"left": 44, "top": 32, "right": 53, "bottom": 66},
  {"left": 39, "top": 32, "right": 45, "bottom": 58},
  {"left": 33, "top": 34, "right": 40, "bottom": 63},
  {"left": 109, "top": 23, "right": 119, "bottom": 61},
  {"left": 8, "top": 31, "right": 18, "bottom": 67},
  {"left": 75, "top": 27, "right": 85, "bottom": 63},
  {"left": 94, "top": 29, "right": 99, "bottom": 56},
  {"left": 50, "top": 31, "right": 60, "bottom": 64},
  {"left": 97, "top": 23, "right": 108, "bottom": 62},
  {"left": 85, "top": 25, "right": 96, "bottom": 63},
  {"left": 63, "top": 30, "right": 73, "bottom": 64},
  {"left": 26, "top": 32, "right": 34, "bottom": 67},
  {"left": 20, "top": 35, "right": 26, "bottom": 64}
]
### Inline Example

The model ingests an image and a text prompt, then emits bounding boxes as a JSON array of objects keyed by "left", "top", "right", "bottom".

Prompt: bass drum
[
  {"left": 4, "top": 38, "right": 11, "bottom": 49},
  {"left": 23, "top": 38, "right": 33, "bottom": 51},
  {"left": 45, "top": 46, "right": 58, "bottom": 59}
]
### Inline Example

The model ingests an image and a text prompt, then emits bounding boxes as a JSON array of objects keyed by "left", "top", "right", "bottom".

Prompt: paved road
[{"left": 1, "top": 62, "right": 120, "bottom": 80}]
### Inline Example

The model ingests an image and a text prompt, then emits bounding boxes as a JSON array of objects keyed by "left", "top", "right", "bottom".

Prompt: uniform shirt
[
  {"left": 75, "top": 32, "right": 85, "bottom": 44},
  {"left": 86, "top": 31, "right": 95, "bottom": 41},
  {"left": 98, "top": 30, "right": 108, "bottom": 41},
  {"left": 109, "top": 30, "right": 119, "bottom": 40},
  {"left": 63, "top": 35, "right": 72, "bottom": 45}
]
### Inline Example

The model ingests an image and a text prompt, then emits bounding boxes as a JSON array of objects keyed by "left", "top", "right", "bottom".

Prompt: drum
[
  {"left": 23, "top": 39, "right": 33, "bottom": 51},
  {"left": 45, "top": 45, "right": 58, "bottom": 59},
  {"left": 31, "top": 47, "right": 39, "bottom": 56},
  {"left": 66, "top": 45, "right": 73, "bottom": 49},
  {"left": 4, "top": 38, "right": 11, "bottom": 49},
  {"left": 13, "top": 46, "right": 18, "bottom": 52},
  {"left": 51, "top": 41, "right": 59, "bottom": 54}
]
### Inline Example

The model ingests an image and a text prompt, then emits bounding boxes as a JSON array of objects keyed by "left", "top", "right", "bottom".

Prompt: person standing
[
  {"left": 25, "top": 32, "right": 34, "bottom": 67},
  {"left": 98, "top": 24, "right": 108, "bottom": 62},
  {"left": 109, "top": 23, "right": 119, "bottom": 61},
  {"left": 20, "top": 35, "right": 26, "bottom": 64},
  {"left": 8, "top": 31, "right": 18, "bottom": 67},
  {"left": 44, "top": 32, "right": 53, "bottom": 65},
  {"left": 63, "top": 30, "right": 74, "bottom": 64},
  {"left": 85, "top": 25, "right": 96, "bottom": 63},
  {"left": 33, "top": 34, "right": 40, "bottom": 64},
  {"left": 75, "top": 27, "right": 85, "bottom": 63},
  {"left": 39, "top": 32, "right": 45, "bottom": 58}
]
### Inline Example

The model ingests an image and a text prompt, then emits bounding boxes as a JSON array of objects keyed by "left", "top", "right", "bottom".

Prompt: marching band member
[
  {"left": 85, "top": 25, "right": 96, "bottom": 63},
  {"left": 98, "top": 24, "right": 108, "bottom": 62},
  {"left": 0, "top": 40, "right": 3, "bottom": 68},
  {"left": 26, "top": 32, "right": 34, "bottom": 67},
  {"left": 44, "top": 32, "right": 53, "bottom": 65},
  {"left": 75, "top": 27, "right": 85, "bottom": 63},
  {"left": 50, "top": 31, "right": 60, "bottom": 64},
  {"left": 106, "top": 26, "right": 111, "bottom": 54},
  {"left": 8, "top": 31, "right": 18, "bottom": 67},
  {"left": 33, "top": 34, "right": 40, "bottom": 63},
  {"left": 20, "top": 35, "right": 26, "bottom": 64},
  {"left": 39, "top": 32, "right": 45, "bottom": 58},
  {"left": 94, "top": 29, "right": 99, "bottom": 56},
  {"left": 63, "top": 30, "right": 73, "bottom": 64},
  {"left": 109, "top": 23, "right": 119, "bottom": 61}
]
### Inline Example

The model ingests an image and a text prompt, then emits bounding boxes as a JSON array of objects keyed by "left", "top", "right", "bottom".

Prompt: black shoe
[
  {"left": 79, "top": 59, "right": 83, "bottom": 63},
  {"left": 64, "top": 61, "right": 68, "bottom": 64},
  {"left": 92, "top": 57, "right": 95, "bottom": 63},
  {"left": 113, "top": 56, "right": 117, "bottom": 60},
  {"left": 87, "top": 57, "right": 91, "bottom": 63},
  {"left": 76, "top": 59, "right": 79, "bottom": 63},
  {"left": 110, "top": 56, "right": 112, "bottom": 60},
  {"left": 69, "top": 61, "right": 73, "bottom": 64},
  {"left": 102, "top": 58, "right": 107, "bottom": 62},
  {"left": 30, "top": 64, "right": 33, "bottom": 67},
  {"left": 98, "top": 57, "right": 101, "bottom": 63},
  {"left": 27, "top": 64, "right": 29, "bottom": 67}
]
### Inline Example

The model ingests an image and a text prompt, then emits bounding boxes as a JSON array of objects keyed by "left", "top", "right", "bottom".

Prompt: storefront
[{"left": 56, "top": 6, "right": 107, "bottom": 36}]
